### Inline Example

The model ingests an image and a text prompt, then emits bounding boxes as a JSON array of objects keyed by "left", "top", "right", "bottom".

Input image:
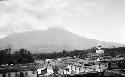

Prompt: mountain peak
[
  {"left": 46, "top": 27, "right": 66, "bottom": 31},
  {"left": 0, "top": 27, "right": 124, "bottom": 53}
]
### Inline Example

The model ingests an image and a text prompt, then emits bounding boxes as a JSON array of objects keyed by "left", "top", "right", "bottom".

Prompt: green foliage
[
  {"left": 13, "top": 48, "right": 34, "bottom": 64},
  {"left": 0, "top": 48, "right": 34, "bottom": 65},
  {"left": 1, "top": 47, "right": 125, "bottom": 65},
  {"left": 34, "top": 49, "right": 88, "bottom": 59},
  {"left": 34, "top": 47, "right": 125, "bottom": 60},
  {"left": 103, "top": 47, "right": 125, "bottom": 57}
]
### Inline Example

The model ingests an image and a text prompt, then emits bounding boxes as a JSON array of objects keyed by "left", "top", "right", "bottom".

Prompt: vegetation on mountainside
[
  {"left": 0, "top": 48, "right": 34, "bottom": 65},
  {"left": 0, "top": 47, "right": 125, "bottom": 65}
]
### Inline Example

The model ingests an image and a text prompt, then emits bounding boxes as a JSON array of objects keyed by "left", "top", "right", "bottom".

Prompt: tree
[{"left": 13, "top": 48, "right": 34, "bottom": 64}]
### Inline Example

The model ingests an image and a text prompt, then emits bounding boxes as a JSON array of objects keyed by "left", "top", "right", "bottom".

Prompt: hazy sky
[{"left": 0, "top": 0, "right": 125, "bottom": 44}]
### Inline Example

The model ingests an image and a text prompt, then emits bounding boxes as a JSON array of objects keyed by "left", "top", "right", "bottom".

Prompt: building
[{"left": 105, "top": 57, "right": 125, "bottom": 70}]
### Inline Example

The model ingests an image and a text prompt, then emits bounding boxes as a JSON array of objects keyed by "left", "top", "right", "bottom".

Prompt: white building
[
  {"left": 95, "top": 63, "right": 108, "bottom": 72},
  {"left": 37, "top": 66, "right": 54, "bottom": 76},
  {"left": 96, "top": 43, "right": 104, "bottom": 55},
  {"left": 45, "top": 66, "right": 54, "bottom": 76}
]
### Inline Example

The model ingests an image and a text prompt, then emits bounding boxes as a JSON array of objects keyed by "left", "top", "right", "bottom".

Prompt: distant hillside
[{"left": 0, "top": 27, "right": 124, "bottom": 53}]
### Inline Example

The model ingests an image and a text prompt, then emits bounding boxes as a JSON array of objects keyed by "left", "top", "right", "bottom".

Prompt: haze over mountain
[{"left": 0, "top": 27, "right": 124, "bottom": 53}]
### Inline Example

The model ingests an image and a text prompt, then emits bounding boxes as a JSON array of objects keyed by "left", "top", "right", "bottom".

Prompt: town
[
  {"left": 1, "top": 43, "right": 125, "bottom": 77},
  {"left": 36, "top": 43, "right": 125, "bottom": 77},
  {"left": 0, "top": 0, "right": 125, "bottom": 77}
]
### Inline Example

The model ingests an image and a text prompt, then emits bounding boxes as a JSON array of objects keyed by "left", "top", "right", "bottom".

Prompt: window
[{"left": 105, "top": 64, "right": 107, "bottom": 67}]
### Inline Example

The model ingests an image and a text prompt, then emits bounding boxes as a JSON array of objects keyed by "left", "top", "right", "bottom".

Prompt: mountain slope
[{"left": 0, "top": 27, "right": 124, "bottom": 53}]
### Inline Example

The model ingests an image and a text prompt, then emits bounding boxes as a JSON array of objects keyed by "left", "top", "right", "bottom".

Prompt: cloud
[
  {"left": 0, "top": 0, "right": 124, "bottom": 44},
  {"left": 83, "top": 33, "right": 96, "bottom": 39},
  {"left": 0, "top": 0, "right": 102, "bottom": 35},
  {"left": 0, "top": 0, "right": 70, "bottom": 35}
]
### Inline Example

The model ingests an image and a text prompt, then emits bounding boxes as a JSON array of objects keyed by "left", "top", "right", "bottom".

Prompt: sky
[{"left": 0, "top": 0, "right": 125, "bottom": 44}]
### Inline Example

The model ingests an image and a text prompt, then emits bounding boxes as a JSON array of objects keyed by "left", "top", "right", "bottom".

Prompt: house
[
  {"left": 37, "top": 65, "right": 54, "bottom": 76},
  {"left": 87, "top": 53, "right": 99, "bottom": 60},
  {"left": 37, "top": 67, "right": 47, "bottom": 76},
  {"left": 45, "top": 66, "right": 54, "bottom": 76},
  {"left": 35, "top": 59, "right": 44, "bottom": 63},
  {"left": 106, "top": 57, "right": 125, "bottom": 69},
  {"left": 94, "top": 63, "right": 108, "bottom": 72}
]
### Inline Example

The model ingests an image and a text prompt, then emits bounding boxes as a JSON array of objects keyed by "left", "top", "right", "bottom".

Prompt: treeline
[
  {"left": 1, "top": 47, "right": 125, "bottom": 65},
  {"left": 103, "top": 47, "right": 125, "bottom": 57},
  {"left": 0, "top": 48, "right": 34, "bottom": 65},
  {"left": 33, "top": 50, "right": 88, "bottom": 60},
  {"left": 34, "top": 47, "right": 125, "bottom": 60},
  {"left": 34, "top": 48, "right": 96, "bottom": 60}
]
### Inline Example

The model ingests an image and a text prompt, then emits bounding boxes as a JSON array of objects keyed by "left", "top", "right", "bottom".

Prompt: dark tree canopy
[
  {"left": 0, "top": 48, "right": 34, "bottom": 65},
  {"left": 1, "top": 47, "right": 125, "bottom": 65}
]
